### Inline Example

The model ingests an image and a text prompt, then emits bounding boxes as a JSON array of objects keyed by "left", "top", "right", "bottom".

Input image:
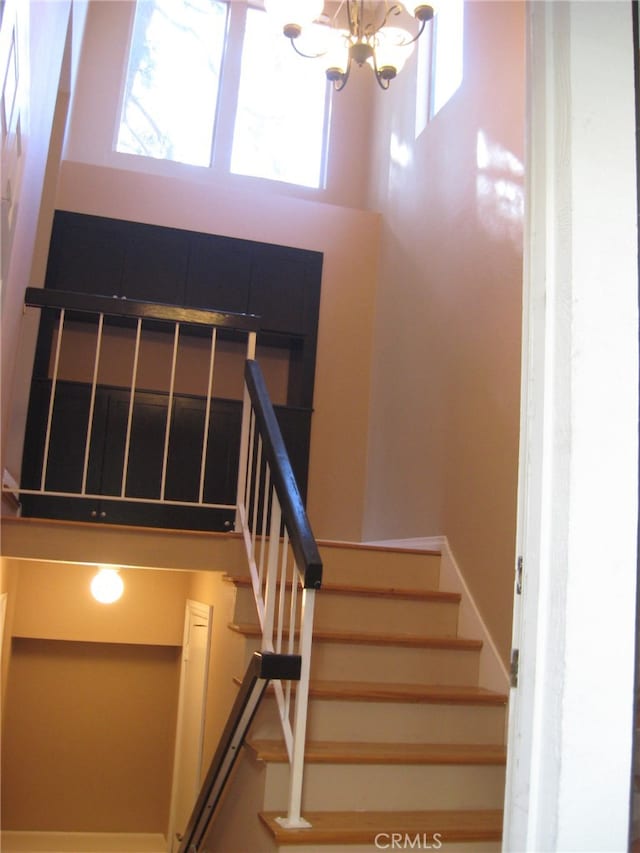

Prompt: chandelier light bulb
[
  {"left": 372, "top": 26, "right": 416, "bottom": 76},
  {"left": 91, "top": 567, "right": 124, "bottom": 604}
]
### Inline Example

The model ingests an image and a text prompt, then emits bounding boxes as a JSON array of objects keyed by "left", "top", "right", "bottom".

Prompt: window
[
  {"left": 116, "top": 1, "right": 331, "bottom": 190},
  {"left": 231, "top": 8, "right": 329, "bottom": 188},
  {"left": 415, "top": 0, "right": 464, "bottom": 138},
  {"left": 117, "top": 0, "right": 228, "bottom": 167}
]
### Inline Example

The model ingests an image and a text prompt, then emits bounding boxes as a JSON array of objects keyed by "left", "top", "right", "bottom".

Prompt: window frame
[{"left": 113, "top": 0, "right": 333, "bottom": 192}]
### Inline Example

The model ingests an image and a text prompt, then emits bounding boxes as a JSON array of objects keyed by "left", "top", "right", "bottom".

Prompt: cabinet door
[
  {"left": 121, "top": 223, "right": 189, "bottom": 305},
  {"left": 165, "top": 397, "right": 242, "bottom": 508},
  {"left": 96, "top": 390, "right": 166, "bottom": 500},
  {"left": 19, "top": 380, "right": 102, "bottom": 521},
  {"left": 249, "top": 244, "right": 321, "bottom": 335},
  {"left": 185, "top": 233, "right": 253, "bottom": 313},
  {"left": 45, "top": 212, "right": 126, "bottom": 297}
]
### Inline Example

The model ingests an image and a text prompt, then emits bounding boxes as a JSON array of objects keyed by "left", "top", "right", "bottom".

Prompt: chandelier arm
[
  {"left": 289, "top": 37, "right": 327, "bottom": 60},
  {"left": 373, "top": 3, "right": 404, "bottom": 34},
  {"left": 399, "top": 16, "right": 428, "bottom": 47},
  {"left": 372, "top": 50, "right": 392, "bottom": 90}
]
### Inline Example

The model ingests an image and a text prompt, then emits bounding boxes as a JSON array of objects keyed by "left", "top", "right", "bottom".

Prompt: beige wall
[
  {"left": 9, "top": 560, "right": 191, "bottom": 645},
  {"left": 2, "top": 636, "right": 180, "bottom": 832},
  {"left": 364, "top": 0, "right": 525, "bottom": 663},
  {"left": 0, "top": 558, "right": 18, "bottom": 712},
  {"left": 0, "top": 559, "right": 202, "bottom": 834}
]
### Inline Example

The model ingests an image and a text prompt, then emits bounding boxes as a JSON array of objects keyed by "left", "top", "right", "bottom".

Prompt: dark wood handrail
[
  {"left": 177, "top": 651, "right": 301, "bottom": 853},
  {"left": 24, "top": 286, "right": 261, "bottom": 331},
  {"left": 244, "top": 359, "right": 322, "bottom": 590}
]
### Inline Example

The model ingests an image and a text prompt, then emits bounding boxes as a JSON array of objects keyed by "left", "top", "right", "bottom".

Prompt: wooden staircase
[{"left": 201, "top": 543, "right": 508, "bottom": 852}]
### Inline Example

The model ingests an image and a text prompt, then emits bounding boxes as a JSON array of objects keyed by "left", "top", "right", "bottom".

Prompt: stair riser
[
  {"left": 318, "top": 547, "right": 441, "bottom": 590},
  {"left": 238, "top": 635, "right": 480, "bottom": 686},
  {"left": 231, "top": 586, "right": 460, "bottom": 638},
  {"left": 310, "top": 642, "right": 480, "bottom": 686},
  {"left": 250, "top": 698, "right": 507, "bottom": 746},
  {"left": 262, "top": 762, "right": 506, "bottom": 811}
]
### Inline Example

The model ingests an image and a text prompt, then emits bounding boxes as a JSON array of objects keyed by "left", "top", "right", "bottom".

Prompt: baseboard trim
[
  {"left": 364, "top": 535, "right": 509, "bottom": 695},
  {"left": 0, "top": 832, "right": 167, "bottom": 853}
]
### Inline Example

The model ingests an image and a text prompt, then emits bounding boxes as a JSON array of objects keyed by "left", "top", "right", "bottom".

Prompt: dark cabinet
[{"left": 22, "top": 212, "right": 321, "bottom": 531}]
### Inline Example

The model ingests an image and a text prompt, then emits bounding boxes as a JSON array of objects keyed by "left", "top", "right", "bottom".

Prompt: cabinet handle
[
  {"left": 90, "top": 509, "right": 97, "bottom": 518},
  {"left": 100, "top": 510, "right": 107, "bottom": 519}
]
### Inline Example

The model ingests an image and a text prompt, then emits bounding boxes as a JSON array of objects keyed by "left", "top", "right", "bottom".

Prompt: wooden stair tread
[
  {"left": 224, "top": 574, "right": 460, "bottom": 603},
  {"left": 307, "top": 680, "right": 507, "bottom": 704},
  {"left": 229, "top": 622, "right": 482, "bottom": 651},
  {"left": 246, "top": 739, "right": 507, "bottom": 765},
  {"left": 317, "top": 539, "right": 442, "bottom": 557},
  {"left": 259, "top": 808, "right": 503, "bottom": 844}
]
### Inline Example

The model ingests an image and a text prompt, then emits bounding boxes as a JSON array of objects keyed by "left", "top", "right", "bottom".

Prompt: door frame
[
  {"left": 503, "top": 2, "right": 639, "bottom": 850},
  {"left": 167, "top": 599, "right": 212, "bottom": 853}
]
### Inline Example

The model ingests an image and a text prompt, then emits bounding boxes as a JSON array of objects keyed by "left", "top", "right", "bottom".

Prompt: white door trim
[
  {"left": 503, "top": 2, "right": 639, "bottom": 850},
  {"left": 167, "top": 599, "right": 212, "bottom": 853}
]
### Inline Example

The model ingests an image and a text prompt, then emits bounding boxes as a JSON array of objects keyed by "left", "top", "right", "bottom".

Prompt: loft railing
[
  {"left": 8, "top": 287, "right": 322, "bottom": 846},
  {"left": 9, "top": 288, "right": 260, "bottom": 525}
]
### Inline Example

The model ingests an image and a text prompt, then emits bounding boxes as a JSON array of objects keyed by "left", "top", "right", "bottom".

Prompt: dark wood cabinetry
[{"left": 21, "top": 212, "right": 322, "bottom": 531}]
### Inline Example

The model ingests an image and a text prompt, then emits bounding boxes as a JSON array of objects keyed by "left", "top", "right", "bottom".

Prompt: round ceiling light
[{"left": 90, "top": 567, "right": 124, "bottom": 604}]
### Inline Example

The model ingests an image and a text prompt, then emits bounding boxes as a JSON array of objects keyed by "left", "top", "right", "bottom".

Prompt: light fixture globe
[
  {"left": 91, "top": 567, "right": 124, "bottom": 604},
  {"left": 373, "top": 26, "right": 415, "bottom": 75}
]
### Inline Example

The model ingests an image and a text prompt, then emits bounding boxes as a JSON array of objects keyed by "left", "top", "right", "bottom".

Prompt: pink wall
[
  {"left": 364, "top": 1, "right": 526, "bottom": 662},
  {"left": 1, "top": 1, "right": 72, "bottom": 479}
]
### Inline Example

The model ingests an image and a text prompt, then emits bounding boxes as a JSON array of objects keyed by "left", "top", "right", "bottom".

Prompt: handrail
[
  {"left": 24, "top": 286, "right": 260, "bottom": 331},
  {"left": 234, "top": 358, "right": 322, "bottom": 832},
  {"left": 177, "top": 651, "right": 301, "bottom": 853},
  {"left": 243, "top": 360, "right": 323, "bottom": 590}
]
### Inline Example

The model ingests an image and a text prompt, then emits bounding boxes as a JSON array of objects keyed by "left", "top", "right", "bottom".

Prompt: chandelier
[{"left": 264, "top": 1, "right": 436, "bottom": 90}]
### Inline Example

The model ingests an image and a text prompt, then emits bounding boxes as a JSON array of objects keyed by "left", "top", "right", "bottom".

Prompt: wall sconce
[{"left": 90, "top": 567, "right": 124, "bottom": 604}]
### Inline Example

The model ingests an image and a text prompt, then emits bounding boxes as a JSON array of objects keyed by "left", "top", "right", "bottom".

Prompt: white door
[{"left": 168, "top": 600, "right": 212, "bottom": 853}]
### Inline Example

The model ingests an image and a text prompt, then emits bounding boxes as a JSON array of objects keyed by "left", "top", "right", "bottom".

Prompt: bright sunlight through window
[
  {"left": 230, "top": 7, "right": 329, "bottom": 189},
  {"left": 116, "top": 0, "right": 228, "bottom": 167},
  {"left": 432, "top": 0, "right": 464, "bottom": 117}
]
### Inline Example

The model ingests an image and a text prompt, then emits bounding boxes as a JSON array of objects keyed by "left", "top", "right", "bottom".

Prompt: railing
[
  {"left": 176, "top": 650, "right": 302, "bottom": 852},
  {"left": 237, "top": 359, "right": 322, "bottom": 824},
  {"left": 10, "top": 288, "right": 260, "bottom": 526},
  {"left": 178, "top": 360, "right": 322, "bottom": 850}
]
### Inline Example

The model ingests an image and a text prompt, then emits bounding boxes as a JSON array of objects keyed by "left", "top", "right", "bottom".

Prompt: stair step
[
  {"left": 305, "top": 681, "right": 507, "bottom": 705},
  {"left": 247, "top": 739, "right": 507, "bottom": 765},
  {"left": 251, "top": 692, "right": 507, "bottom": 745},
  {"left": 317, "top": 542, "right": 442, "bottom": 589},
  {"left": 227, "top": 577, "right": 461, "bottom": 636},
  {"left": 225, "top": 575, "right": 460, "bottom": 603},
  {"left": 229, "top": 623, "right": 481, "bottom": 651},
  {"left": 259, "top": 808, "right": 503, "bottom": 846}
]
